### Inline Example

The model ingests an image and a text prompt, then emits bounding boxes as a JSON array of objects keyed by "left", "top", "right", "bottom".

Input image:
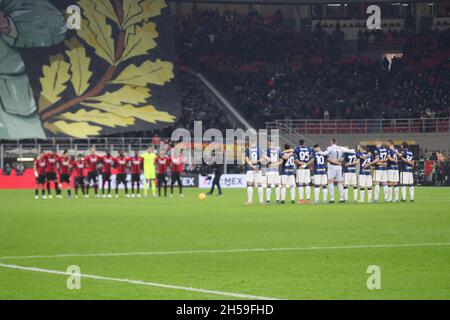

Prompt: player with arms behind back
[
  {"left": 373, "top": 140, "right": 389, "bottom": 202},
  {"left": 387, "top": 140, "right": 401, "bottom": 202},
  {"left": 245, "top": 143, "right": 263, "bottom": 205},
  {"left": 85, "top": 147, "right": 100, "bottom": 198},
  {"left": 280, "top": 144, "right": 297, "bottom": 204},
  {"left": 101, "top": 151, "right": 114, "bottom": 198},
  {"left": 34, "top": 152, "right": 47, "bottom": 199},
  {"left": 398, "top": 141, "right": 415, "bottom": 202},
  {"left": 263, "top": 141, "right": 281, "bottom": 204},
  {"left": 156, "top": 150, "right": 170, "bottom": 197},
  {"left": 312, "top": 145, "right": 328, "bottom": 204},
  {"left": 129, "top": 150, "right": 143, "bottom": 198},
  {"left": 295, "top": 140, "right": 313, "bottom": 204},
  {"left": 356, "top": 145, "right": 374, "bottom": 203},
  {"left": 72, "top": 154, "right": 86, "bottom": 198},
  {"left": 58, "top": 150, "right": 72, "bottom": 198},
  {"left": 114, "top": 151, "right": 129, "bottom": 198},
  {"left": 342, "top": 149, "right": 359, "bottom": 203}
]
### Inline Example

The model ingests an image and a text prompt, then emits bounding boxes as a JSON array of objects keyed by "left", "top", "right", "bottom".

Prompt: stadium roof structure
[{"left": 170, "top": 0, "right": 429, "bottom": 4}]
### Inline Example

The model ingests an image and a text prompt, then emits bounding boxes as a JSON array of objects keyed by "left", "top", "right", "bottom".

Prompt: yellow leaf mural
[
  {"left": 37, "top": 0, "right": 178, "bottom": 138},
  {"left": 65, "top": 38, "right": 93, "bottom": 96},
  {"left": 119, "top": 21, "right": 158, "bottom": 64},
  {"left": 122, "top": 0, "right": 143, "bottom": 30},
  {"left": 44, "top": 121, "right": 102, "bottom": 138},
  {"left": 86, "top": 86, "right": 151, "bottom": 106},
  {"left": 39, "top": 54, "right": 71, "bottom": 112},
  {"left": 82, "top": 102, "right": 176, "bottom": 124},
  {"left": 111, "top": 59, "right": 174, "bottom": 87},
  {"left": 94, "top": 0, "right": 120, "bottom": 25},
  {"left": 57, "top": 109, "right": 135, "bottom": 128},
  {"left": 141, "top": 0, "right": 168, "bottom": 22},
  {"left": 77, "top": 0, "right": 116, "bottom": 64}
]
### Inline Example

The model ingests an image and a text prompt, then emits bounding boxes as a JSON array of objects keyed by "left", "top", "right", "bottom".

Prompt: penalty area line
[
  {"left": 0, "top": 263, "right": 281, "bottom": 300},
  {"left": 0, "top": 242, "right": 450, "bottom": 261}
]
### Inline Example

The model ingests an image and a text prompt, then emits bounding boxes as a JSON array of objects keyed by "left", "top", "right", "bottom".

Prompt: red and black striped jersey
[
  {"left": 101, "top": 156, "right": 115, "bottom": 174},
  {"left": 59, "top": 156, "right": 72, "bottom": 175},
  {"left": 72, "top": 160, "right": 85, "bottom": 177},
  {"left": 44, "top": 154, "right": 60, "bottom": 173},
  {"left": 129, "top": 156, "right": 143, "bottom": 174},
  {"left": 115, "top": 157, "right": 128, "bottom": 174},
  {"left": 34, "top": 158, "right": 47, "bottom": 175}
]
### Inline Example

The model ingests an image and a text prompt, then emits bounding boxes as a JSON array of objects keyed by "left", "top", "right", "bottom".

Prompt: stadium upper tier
[{"left": 174, "top": 9, "right": 450, "bottom": 127}]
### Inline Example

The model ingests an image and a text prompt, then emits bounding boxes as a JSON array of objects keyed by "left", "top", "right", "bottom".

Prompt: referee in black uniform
[{"left": 207, "top": 163, "right": 223, "bottom": 196}]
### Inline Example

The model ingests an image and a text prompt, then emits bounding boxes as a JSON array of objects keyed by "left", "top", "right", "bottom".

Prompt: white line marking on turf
[
  {"left": 0, "top": 263, "right": 280, "bottom": 300},
  {"left": 1, "top": 242, "right": 449, "bottom": 261}
]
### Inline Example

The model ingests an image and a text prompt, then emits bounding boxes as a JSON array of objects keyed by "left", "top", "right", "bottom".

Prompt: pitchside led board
[{"left": 0, "top": 0, "right": 181, "bottom": 139}]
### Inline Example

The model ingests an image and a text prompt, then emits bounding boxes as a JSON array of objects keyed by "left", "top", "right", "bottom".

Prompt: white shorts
[
  {"left": 313, "top": 174, "right": 328, "bottom": 186},
  {"left": 388, "top": 170, "right": 400, "bottom": 183},
  {"left": 374, "top": 170, "right": 388, "bottom": 183},
  {"left": 266, "top": 171, "right": 280, "bottom": 186},
  {"left": 296, "top": 169, "right": 311, "bottom": 185},
  {"left": 281, "top": 175, "right": 296, "bottom": 187},
  {"left": 344, "top": 172, "right": 357, "bottom": 186},
  {"left": 359, "top": 175, "right": 373, "bottom": 188},
  {"left": 400, "top": 172, "right": 414, "bottom": 185},
  {"left": 246, "top": 170, "right": 262, "bottom": 185},
  {"left": 327, "top": 165, "right": 343, "bottom": 182}
]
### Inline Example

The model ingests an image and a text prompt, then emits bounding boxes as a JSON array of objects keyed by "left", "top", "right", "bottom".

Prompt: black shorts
[
  {"left": 116, "top": 173, "right": 127, "bottom": 184},
  {"left": 46, "top": 172, "right": 57, "bottom": 181},
  {"left": 132, "top": 174, "right": 141, "bottom": 183},
  {"left": 87, "top": 172, "right": 98, "bottom": 183},
  {"left": 36, "top": 175, "right": 46, "bottom": 185},
  {"left": 171, "top": 172, "right": 181, "bottom": 182},
  {"left": 60, "top": 174, "right": 71, "bottom": 184},
  {"left": 74, "top": 177, "right": 85, "bottom": 186},
  {"left": 102, "top": 173, "right": 111, "bottom": 182},
  {"left": 157, "top": 173, "right": 167, "bottom": 185}
]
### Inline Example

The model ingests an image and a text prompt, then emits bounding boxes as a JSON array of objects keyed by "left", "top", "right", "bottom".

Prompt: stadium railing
[{"left": 266, "top": 118, "right": 450, "bottom": 135}]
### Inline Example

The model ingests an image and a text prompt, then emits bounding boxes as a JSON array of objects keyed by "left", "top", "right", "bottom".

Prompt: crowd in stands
[{"left": 175, "top": 9, "right": 450, "bottom": 127}]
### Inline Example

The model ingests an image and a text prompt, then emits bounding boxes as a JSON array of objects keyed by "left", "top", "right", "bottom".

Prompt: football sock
[
  {"left": 315, "top": 187, "right": 320, "bottom": 202},
  {"left": 353, "top": 187, "right": 358, "bottom": 201},
  {"left": 410, "top": 186, "right": 414, "bottom": 200},
  {"left": 281, "top": 187, "right": 286, "bottom": 201},
  {"left": 275, "top": 186, "right": 280, "bottom": 201},
  {"left": 305, "top": 185, "right": 311, "bottom": 200},
  {"left": 383, "top": 185, "right": 389, "bottom": 201},
  {"left": 343, "top": 186, "right": 348, "bottom": 201},
  {"left": 266, "top": 187, "right": 272, "bottom": 201},
  {"left": 374, "top": 185, "right": 380, "bottom": 201},
  {"left": 322, "top": 186, "right": 328, "bottom": 202},
  {"left": 394, "top": 186, "right": 399, "bottom": 201},
  {"left": 258, "top": 187, "right": 264, "bottom": 203},
  {"left": 360, "top": 189, "right": 365, "bottom": 201},
  {"left": 388, "top": 186, "right": 393, "bottom": 201},
  {"left": 338, "top": 184, "right": 344, "bottom": 201},
  {"left": 328, "top": 184, "right": 335, "bottom": 201},
  {"left": 298, "top": 186, "right": 304, "bottom": 201},
  {"left": 290, "top": 187, "right": 296, "bottom": 202},
  {"left": 368, "top": 188, "right": 372, "bottom": 201},
  {"left": 247, "top": 186, "right": 253, "bottom": 203}
]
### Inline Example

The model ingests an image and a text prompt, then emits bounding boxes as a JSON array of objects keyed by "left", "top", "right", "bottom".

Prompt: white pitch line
[
  {"left": 0, "top": 263, "right": 280, "bottom": 300},
  {"left": 1, "top": 242, "right": 449, "bottom": 261}
]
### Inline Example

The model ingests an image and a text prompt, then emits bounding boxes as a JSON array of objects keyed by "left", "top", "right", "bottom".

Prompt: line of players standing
[
  {"left": 33, "top": 146, "right": 185, "bottom": 199},
  {"left": 245, "top": 138, "right": 416, "bottom": 205}
]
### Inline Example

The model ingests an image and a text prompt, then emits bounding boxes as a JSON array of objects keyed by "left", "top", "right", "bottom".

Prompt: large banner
[{"left": 0, "top": 0, "right": 180, "bottom": 139}]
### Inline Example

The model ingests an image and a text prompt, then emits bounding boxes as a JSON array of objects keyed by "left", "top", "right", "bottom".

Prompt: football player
[
  {"left": 280, "top": 144, "right": 297, "bottom": 204},
  {"left": 356, "top": 145, "right": 374, "bottom": 203},
  {"left": 294, "top": 140, "right": 313, "bottom": 204},
  {"left": 398, "top": 142, "right": 415, "bottom": 202},
  {"left": 312, "top": 145, "right": 328, "bottom": 204},
  {"left": 373, "top": 140, "right": 389, "bottom": 202},
  {"left": 387, "top": 140, "right": 400, "bottom": 202},
  {"left": 342, "top": 149, "right": 359, "bottom": 203},
  {"left": 244, "top": 143, "right": 263, "bottom": 205}
]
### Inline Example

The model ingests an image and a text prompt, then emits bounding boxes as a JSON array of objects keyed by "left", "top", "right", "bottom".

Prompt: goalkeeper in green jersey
[{"left": 141, "top": 146, "right": 157, "bottom": 197}]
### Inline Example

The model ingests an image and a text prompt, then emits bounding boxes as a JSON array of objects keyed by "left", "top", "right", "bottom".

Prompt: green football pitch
[{"left": 0, "top": 187, "right": 449, "bottom": 300}]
